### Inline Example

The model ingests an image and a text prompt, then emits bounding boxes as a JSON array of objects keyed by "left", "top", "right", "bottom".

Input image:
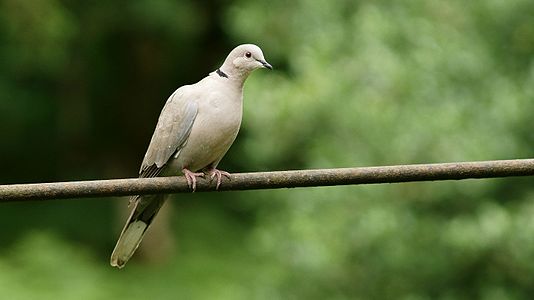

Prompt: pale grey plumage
[
  {"left": 140, "top": 91, "right": 198, "bottom": 177},
  {"left": 111, "top": 44, "right": 271, "bottom": 268}
]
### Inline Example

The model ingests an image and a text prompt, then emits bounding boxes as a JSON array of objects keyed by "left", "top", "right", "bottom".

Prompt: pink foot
[
  {"left": 206, "top": 169, "right": 231, "bottom": 190},
  {"left": 182, "top": 168, "right": 204, "bottom": 192}
]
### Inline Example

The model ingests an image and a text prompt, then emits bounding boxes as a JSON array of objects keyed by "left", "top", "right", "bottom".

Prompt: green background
[{"left": 1, "top": 0, "right": 534, "bottom": 299}]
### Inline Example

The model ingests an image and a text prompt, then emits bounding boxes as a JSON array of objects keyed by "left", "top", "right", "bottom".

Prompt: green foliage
[
  {"left": 228, "top": 1, "right": 534, "bottom": 298},
  {"left": 1, "top": 0, "right": 534, "bottom": 299}
]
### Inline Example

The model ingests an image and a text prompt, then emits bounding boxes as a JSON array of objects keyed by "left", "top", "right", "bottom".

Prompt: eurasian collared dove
[{"left": 110, "top": 44, "right": 272, "bottom": 268}]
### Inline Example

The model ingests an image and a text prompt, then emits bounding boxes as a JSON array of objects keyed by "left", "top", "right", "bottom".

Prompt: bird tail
[{"left": 110, "top": 194, "right": 166, "bottom": 268}]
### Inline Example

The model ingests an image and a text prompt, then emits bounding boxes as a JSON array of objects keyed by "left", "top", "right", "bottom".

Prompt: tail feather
[{"left": 110, "top": 194, "right": 166, "bottom": 268}]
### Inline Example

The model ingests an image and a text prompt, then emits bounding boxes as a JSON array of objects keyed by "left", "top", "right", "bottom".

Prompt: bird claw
[
  {"left": 182, "top": 168, "right": 204, "bottom": 192},
  {"left": 206, "top": 169, "right": 231, "bottom": 190}
]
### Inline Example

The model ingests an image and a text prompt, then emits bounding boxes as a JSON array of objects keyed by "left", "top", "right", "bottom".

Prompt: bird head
[{"left": 220, "top": 44, "right": 272, "bottom": 80}]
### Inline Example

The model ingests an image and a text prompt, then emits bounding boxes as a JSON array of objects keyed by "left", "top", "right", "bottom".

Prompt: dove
[{"left": 110, "top": 44, "right": 272, "bottom": 268}]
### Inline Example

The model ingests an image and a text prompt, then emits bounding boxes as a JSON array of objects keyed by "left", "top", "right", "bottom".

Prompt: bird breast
[{"left": 170, "top": 87, "right": 243, "bottom": 172}]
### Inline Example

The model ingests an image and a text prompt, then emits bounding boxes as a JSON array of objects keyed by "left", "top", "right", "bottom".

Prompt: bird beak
[{"left": 258, "top": 60, "right": 273, "bottom": 70}]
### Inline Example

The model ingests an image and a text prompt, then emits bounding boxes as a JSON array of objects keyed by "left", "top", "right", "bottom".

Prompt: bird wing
[{"left": 139, "top": 88, "right": 198, "bottom": 178}]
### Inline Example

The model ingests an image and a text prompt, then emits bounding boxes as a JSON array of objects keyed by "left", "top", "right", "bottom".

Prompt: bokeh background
[{"left": 1, "top": 0, "right": 534, "bottom": 299}]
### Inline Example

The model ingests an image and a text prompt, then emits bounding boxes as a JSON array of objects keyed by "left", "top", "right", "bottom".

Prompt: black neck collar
[{"left": 216, "top": 68, "right": 228, "bottom": 78}]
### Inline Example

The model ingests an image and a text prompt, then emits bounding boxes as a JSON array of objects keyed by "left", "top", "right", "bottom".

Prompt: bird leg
[
  {"left": 182, "top": 168, "right": 204, "bottom": 192},
  {"left": 205, "top": 168, "right": 231, "bottom": 190}
]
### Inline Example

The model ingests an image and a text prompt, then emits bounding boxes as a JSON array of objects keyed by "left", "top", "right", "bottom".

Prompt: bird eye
[{"left": 245, "top": 52, "right": 252, "bottom": 58}]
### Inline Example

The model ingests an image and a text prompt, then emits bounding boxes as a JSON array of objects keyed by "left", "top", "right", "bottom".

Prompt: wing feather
[{"left": 139, "top": 89, "right": 198, "bottom": 177}]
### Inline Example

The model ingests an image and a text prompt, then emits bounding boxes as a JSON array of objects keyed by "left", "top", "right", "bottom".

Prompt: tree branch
[{"left": 1, "top": 159, "right": 534, "bottom": 202}]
